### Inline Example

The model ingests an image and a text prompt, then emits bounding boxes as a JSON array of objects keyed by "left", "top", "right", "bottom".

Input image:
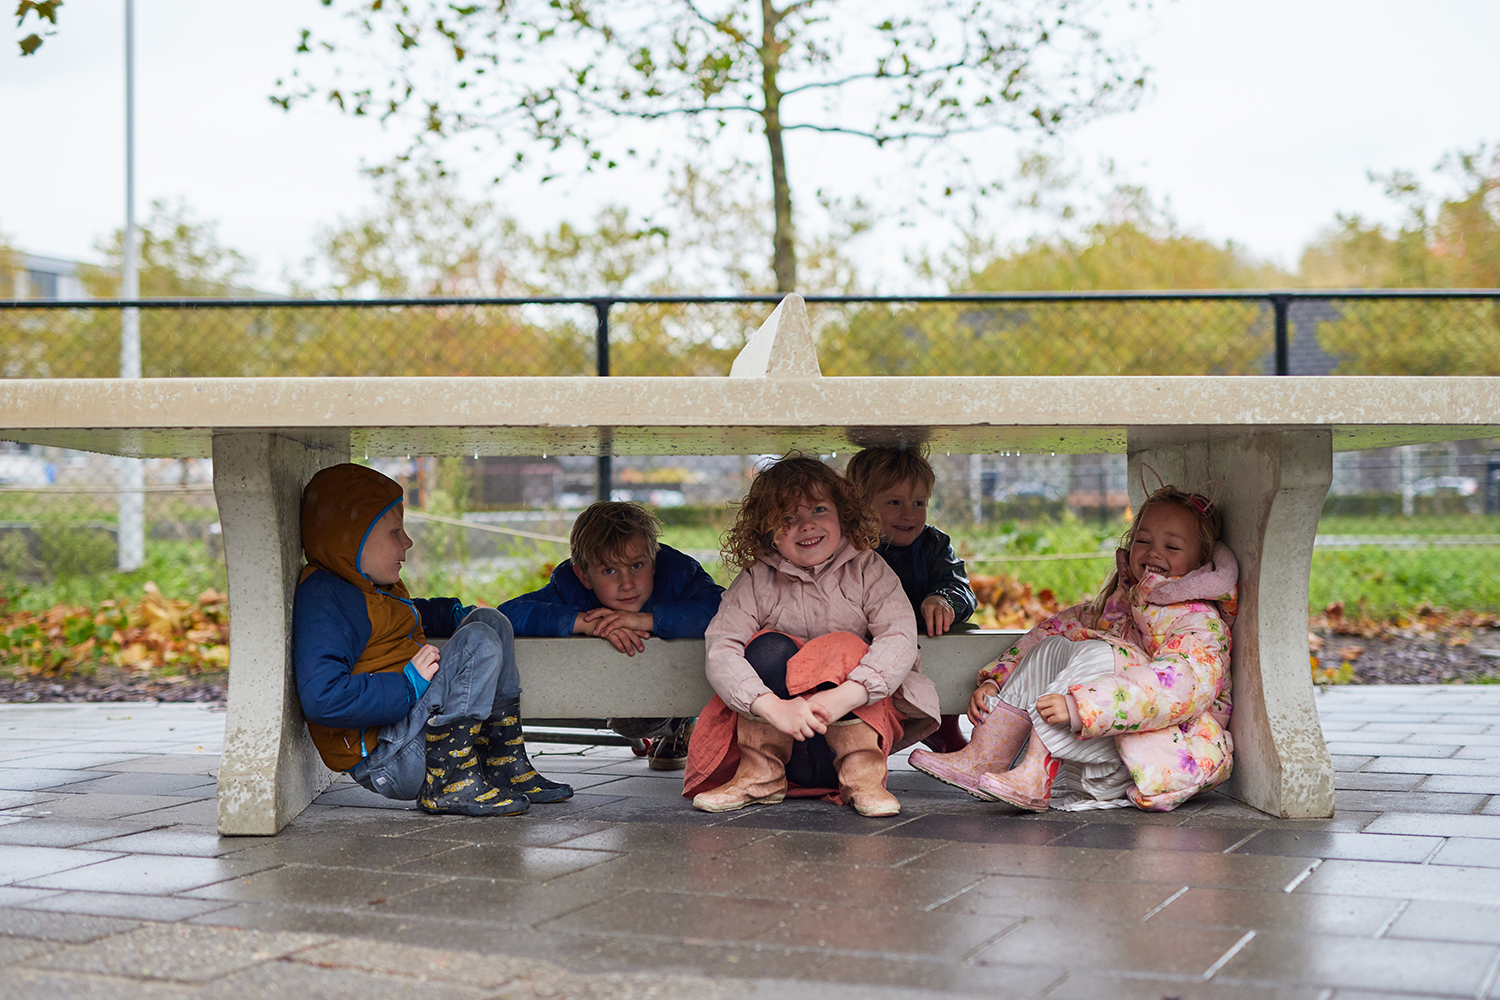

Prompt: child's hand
[
  {"left": 597, "top": 623, "right": 651, "bottom": 655},
  {"left": 968, "top": 680, "right": 1001, "bottom": 727},
  {"left": 411, "top": 644, "right": 442, "bottom": 681},
  {"left": 579, "top": 608, "right": 653, "bottom": 655},
  {"left": 751, "top": 693, "right": 827, "bottom": 740},
  {"left": 921, "top": 595, "right": 956, "bottom": 636},
  {"left": 803, "top": 680, "right": 867, "bottom": 724},
  {"left": 1036, "top": 693, "right": 1070, "bottom": 726}
]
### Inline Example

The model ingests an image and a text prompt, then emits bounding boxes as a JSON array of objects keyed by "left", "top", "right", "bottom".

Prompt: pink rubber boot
[
  {"left": 908, "top": 698, "right": 1031, "bottom": 798},
  {"left": 976, "top": 731, "right": 1059, "bottom": 811}
]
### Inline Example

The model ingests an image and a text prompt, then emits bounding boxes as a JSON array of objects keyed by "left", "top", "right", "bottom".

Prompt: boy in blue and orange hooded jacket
[{"left": 293, "top": 463, "right": 571, "bottom": 816}]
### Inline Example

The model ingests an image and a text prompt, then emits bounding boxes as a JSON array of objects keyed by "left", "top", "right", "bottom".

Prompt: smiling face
[
  {"left": 359, "top": 504, "right": 413, "bottom": 586},
  {"left": 772, "top": 491, "right": 844, "bottom": 568},
  {"left": 870, "top": 478, "right": 929, "bottom": 548},
  {"left": 574, "top": 539, "right": 656, "bottom": 611},
  {"left": 1129, "top": 501, "right": 1205, "bottom": 582}
]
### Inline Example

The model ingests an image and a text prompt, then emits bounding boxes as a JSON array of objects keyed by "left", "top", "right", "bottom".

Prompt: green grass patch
[
  {"left": 1317, "top": 513, "right": 1500, "bottom": 536},
  {"left": 1, "top": 541, "right": 227, "bottom": 614},
  {"left": 1308, "top": 546, "right": 1500, "bottom": 615}
]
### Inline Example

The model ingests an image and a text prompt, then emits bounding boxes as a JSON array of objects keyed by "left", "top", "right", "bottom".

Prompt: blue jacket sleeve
[
  {"left": 293, "top": 571, "right": 420, "bottom": 730},
  {"left": 497, "top": 560, "right": 595, "bottom": 636},
  {"left": 647, "top": 545, "right": 727, "bottom": 640},
  {"left": 412, "top": 596, "right": 466, "bottom": 639}
]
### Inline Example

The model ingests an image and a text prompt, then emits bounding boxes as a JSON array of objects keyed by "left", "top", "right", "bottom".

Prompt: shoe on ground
[{"left": 648, "top": 718, "right": 693, "bottom": 771}]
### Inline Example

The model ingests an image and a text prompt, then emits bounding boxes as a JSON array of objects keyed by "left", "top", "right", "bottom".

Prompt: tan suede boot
[
  {"left": 691, "top": 715, "right": 793, "bottom": 813},
  {"left": 824, "top": 719, "right": 901, "bottom": 817}
]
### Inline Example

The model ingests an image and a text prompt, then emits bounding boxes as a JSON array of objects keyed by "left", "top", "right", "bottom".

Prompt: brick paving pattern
[{"left": 1, "top": 687, "right": 1498, "bottom": 999}]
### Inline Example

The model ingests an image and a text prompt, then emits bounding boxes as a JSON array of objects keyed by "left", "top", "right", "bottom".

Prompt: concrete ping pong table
[{"left": 3, "top": 293, "right": 1497, "bottom": 834}]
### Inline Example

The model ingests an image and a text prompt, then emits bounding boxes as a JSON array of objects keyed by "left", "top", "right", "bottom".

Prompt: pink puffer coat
[{"left": 977, "top": 544, "right": 1239, "bottom": 811}]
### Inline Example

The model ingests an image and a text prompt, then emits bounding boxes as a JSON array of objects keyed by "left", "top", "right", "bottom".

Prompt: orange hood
[{"left": 301, "top": 462, "right": 408, "bottom": 598}]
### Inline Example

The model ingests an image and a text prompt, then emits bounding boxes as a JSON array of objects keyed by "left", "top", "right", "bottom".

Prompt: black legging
[{"left": 744, "top": 632, "right": 842, "bottom": 789}]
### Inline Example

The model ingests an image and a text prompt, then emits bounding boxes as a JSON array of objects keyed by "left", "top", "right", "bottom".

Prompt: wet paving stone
[{"left": 4, "top": 692, "right": 1500, "bottom": 998}]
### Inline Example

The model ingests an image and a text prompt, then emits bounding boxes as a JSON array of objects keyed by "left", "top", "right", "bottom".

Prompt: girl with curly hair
[{"left": 684, "top": 455, "right": 939, "bottom": 817}]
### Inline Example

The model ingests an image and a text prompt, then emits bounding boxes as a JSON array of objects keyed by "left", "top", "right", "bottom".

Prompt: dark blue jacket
[
  {"left": 293, "top": 568, "right": 469, "bottom": 733},
  {"left": 875, "top": 525, "right": 978, "bottom": 634},
  {"left": 499, "top": 544, "right": 724, "bottom": 639}
]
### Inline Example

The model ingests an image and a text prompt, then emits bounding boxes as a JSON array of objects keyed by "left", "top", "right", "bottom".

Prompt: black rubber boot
[
  {"left": 418, "top": 717, "right": 530, "bottom": 817},
  {"left": 481, "top": 698, "right": 574, "bottom": 803}
]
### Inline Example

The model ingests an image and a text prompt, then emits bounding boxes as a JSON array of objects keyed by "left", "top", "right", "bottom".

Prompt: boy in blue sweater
[
  {"left": 500, "top": 501, "right": 724, "bottom": 770},
  {"left": 293, "top": 463, "right": 571, "bottom": 816}
]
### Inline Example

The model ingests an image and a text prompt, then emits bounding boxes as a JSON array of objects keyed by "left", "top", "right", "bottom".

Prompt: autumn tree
[
  {"left": 277, "top": 0, "right": 1148, "bottom": 292},
  {"left": 82, "top": 199, "right": 256, "bottom": 298},
  {"left": 0, "top": 226, "right": 20, "bottom": 298},
  {"left": 819, "top": 172, "right": 1287, "bottom": 376},
  {"left": 305, "top": 162, "right": 866, "bottom": 375},
  {"left": 13, "top": 1, "right": 60, "bottom": 56},
  {"left": 1301, "top": 143, "right": 1500, "bottom": 290},
  {"left": 1298, "top": 142, "right": 1500, "bottom": 375}
]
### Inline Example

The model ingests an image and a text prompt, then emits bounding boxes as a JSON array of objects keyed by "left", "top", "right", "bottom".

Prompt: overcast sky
[{"left": 2, "top": 1, "right": 1498, "bottom": 291}]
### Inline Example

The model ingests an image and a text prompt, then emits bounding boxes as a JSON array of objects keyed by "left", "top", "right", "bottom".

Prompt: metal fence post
[
  {"left": 1273, "top": 294, "right": 1290, "bottom": 376},
  {"left": 594, "top": 299, "right": 612, "bottom": 503}
]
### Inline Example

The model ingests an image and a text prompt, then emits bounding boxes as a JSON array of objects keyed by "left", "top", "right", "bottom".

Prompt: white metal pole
[{"left": 118, "top": 0, "right": 145, "bottom": 571}]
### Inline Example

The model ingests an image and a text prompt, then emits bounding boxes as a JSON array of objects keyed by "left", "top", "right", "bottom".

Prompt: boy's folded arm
[{"left": 496, "top": 592, "right": 588, "bottom": 637}]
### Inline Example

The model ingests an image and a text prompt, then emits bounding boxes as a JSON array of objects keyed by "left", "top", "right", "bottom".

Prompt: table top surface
[{"left": 2, "top": 375, "right": 1497, "bottom": 457}]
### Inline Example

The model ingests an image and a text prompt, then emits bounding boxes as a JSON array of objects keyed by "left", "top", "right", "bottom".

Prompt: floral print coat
[{"left": 977, "top": 543, "right": 1239, "bottom": 811}]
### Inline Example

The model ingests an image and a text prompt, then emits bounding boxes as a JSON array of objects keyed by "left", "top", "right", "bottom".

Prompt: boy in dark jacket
[
  {"left": 499, "top": 501, "right": 724, "bottom": 770},
  {"left": 293, "top": 463, "right": 570, "bottom": 816},
  {"left": 844, "top": 446, "right": 979, "bottom": 754}
]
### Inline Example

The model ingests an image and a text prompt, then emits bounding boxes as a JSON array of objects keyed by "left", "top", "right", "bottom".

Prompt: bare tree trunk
[{"left": 760, "top": 0, "right": 796, "bottom": 293}]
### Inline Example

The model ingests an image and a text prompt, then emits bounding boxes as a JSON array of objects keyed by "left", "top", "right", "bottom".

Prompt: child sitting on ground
[
  {"left": 499, "top": 501, "right": 725, "bottom": 770},
  {"left": 294, "top": 463, "right": 571, "bottom": 816},
  {"left": 909, "top": 482, "right": 1237, "bottom": 812},
  {"left": 684, "top": 455, "right": 939, "bottom": 817},
  {"left": 844, "top": 445, "right": 978, "bottom": 755}
]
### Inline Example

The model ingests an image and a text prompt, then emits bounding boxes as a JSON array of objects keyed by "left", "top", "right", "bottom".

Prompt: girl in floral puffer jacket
[{"left": 910, "top": 484, "right": 1237, "bottom": 812}]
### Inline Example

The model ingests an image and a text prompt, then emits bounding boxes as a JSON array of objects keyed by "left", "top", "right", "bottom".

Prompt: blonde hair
[
  {"left": 569, "top": 501, "right": 661, "bottom": 572},
  {"left": 720, "top": 455, "right": 881, "bottom": 572},
  {"left": 843, "top": 446, "right": 936, "bottom": 502},
  {"left": 1086, "top": 484, "right": 1222, "bottom": 627}
]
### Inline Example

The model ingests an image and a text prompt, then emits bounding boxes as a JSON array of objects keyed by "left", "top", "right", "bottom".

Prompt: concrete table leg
[
  {"left": 1128, "top": 429, "right": 1335, "bottom": 818},
  {"left": 213, "top": 431, "right": 349, "bottom": 835}
]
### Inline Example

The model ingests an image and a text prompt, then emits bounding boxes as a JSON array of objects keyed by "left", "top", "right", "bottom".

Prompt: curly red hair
[{"left": 720, "top": 455, "right": 881, "bottom": 572}]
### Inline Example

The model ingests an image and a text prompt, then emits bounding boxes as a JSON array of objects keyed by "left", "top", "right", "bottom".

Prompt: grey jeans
[{"left": 348, "top": 607, "right": 522, "bottom": 801}]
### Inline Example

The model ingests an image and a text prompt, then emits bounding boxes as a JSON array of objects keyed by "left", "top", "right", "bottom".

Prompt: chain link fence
[
  {"left": 3, "top": 291, "right": 1499, "bottom": 378},
  {"left": 1, "top": 291, "right": 1498, "bottom": 615}
]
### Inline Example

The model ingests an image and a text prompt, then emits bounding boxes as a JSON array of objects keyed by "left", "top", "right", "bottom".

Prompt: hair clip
[{"left": 1186, "top": 479, "right": 1220, "bottom": 514}]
